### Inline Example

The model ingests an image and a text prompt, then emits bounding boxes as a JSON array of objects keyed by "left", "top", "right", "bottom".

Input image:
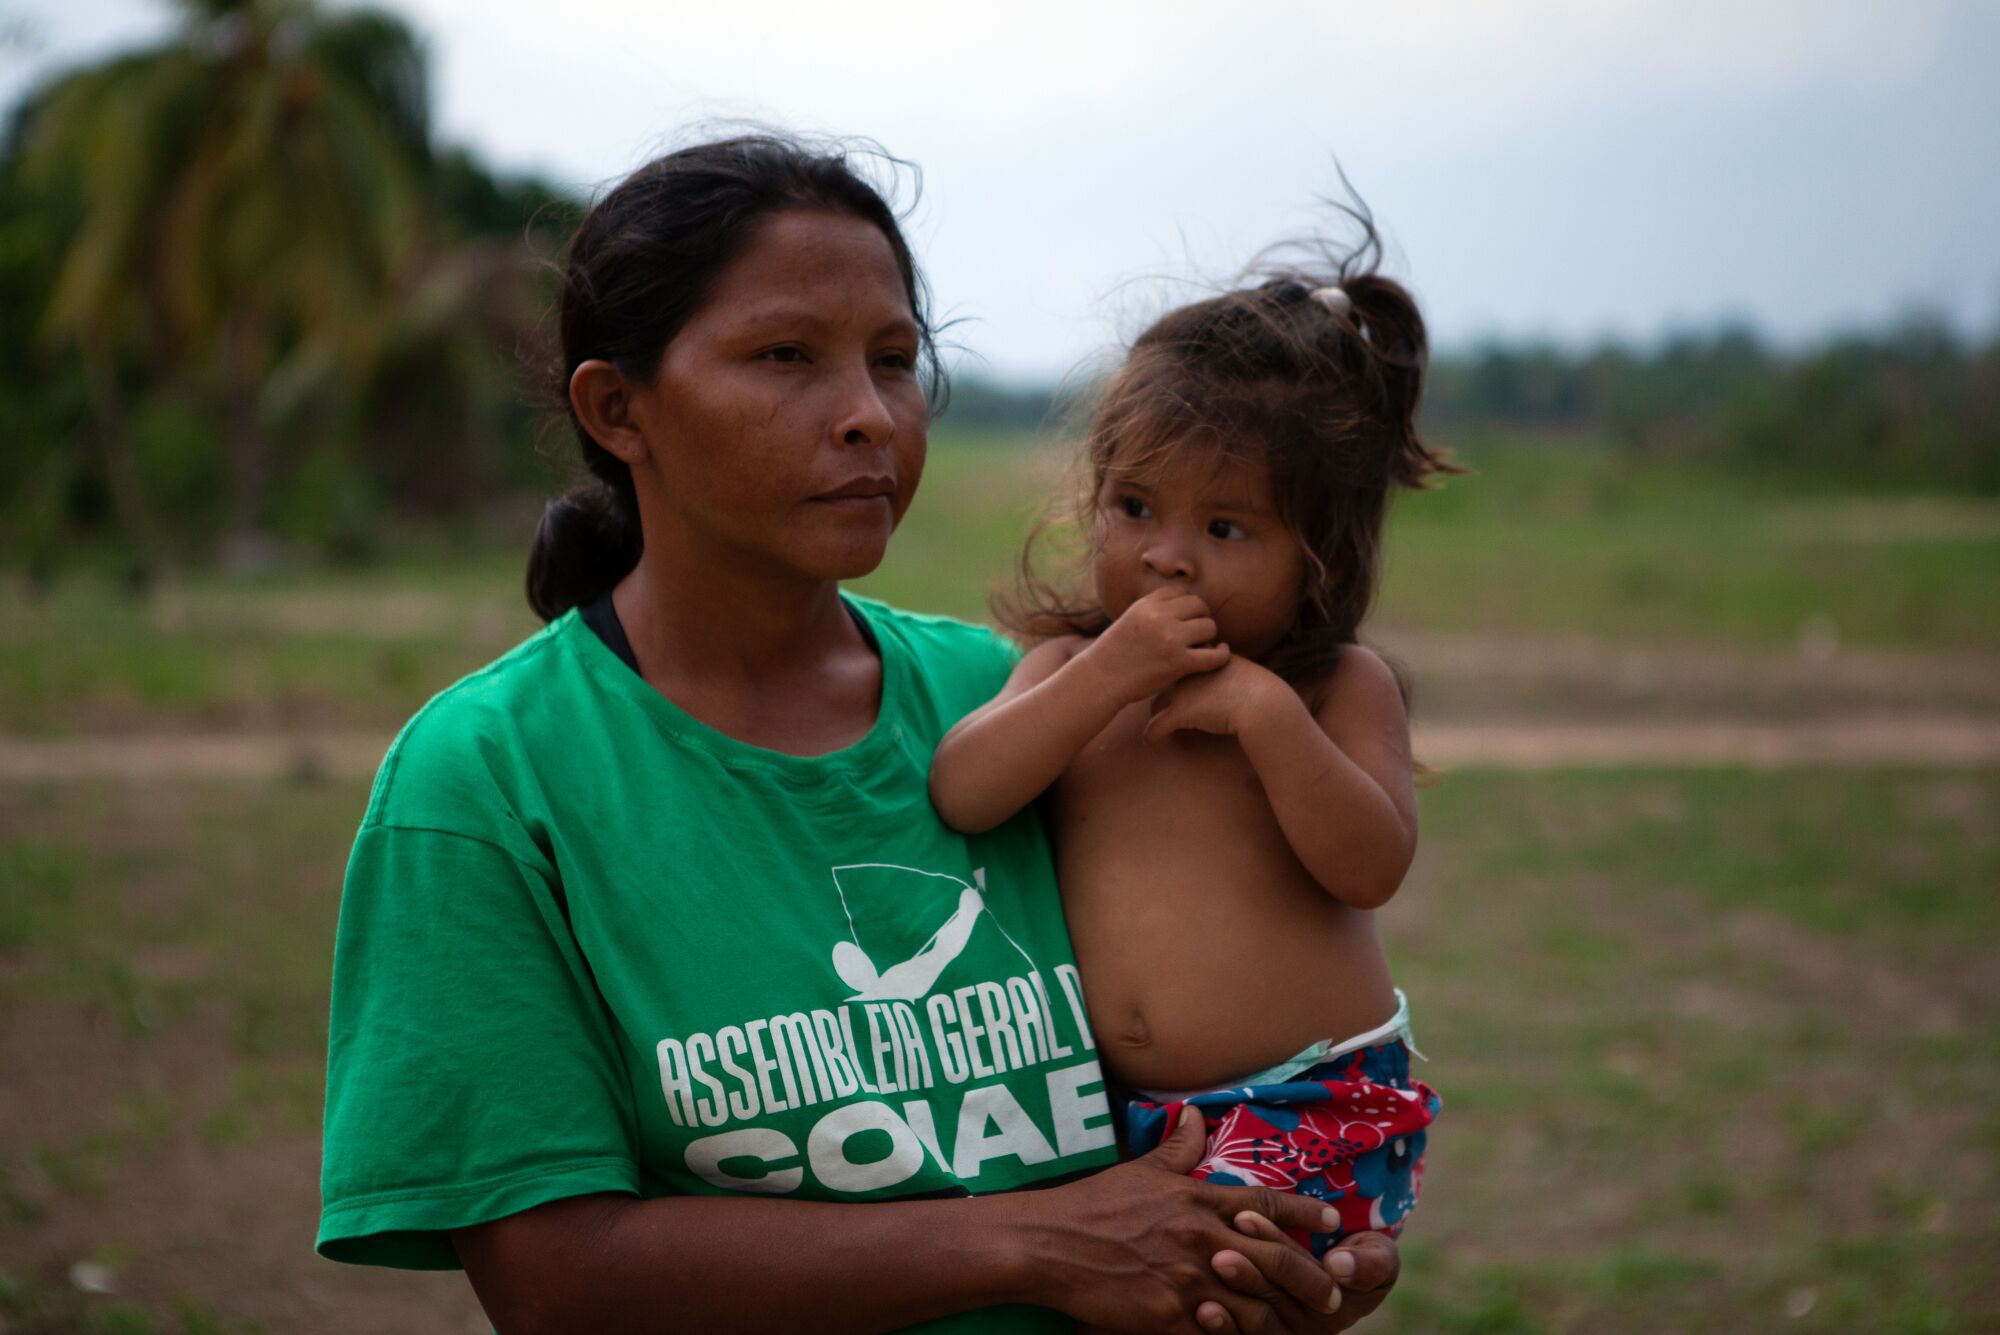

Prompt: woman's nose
[{"left": 833, "top": 366, "right": 896, "bottom": 448}]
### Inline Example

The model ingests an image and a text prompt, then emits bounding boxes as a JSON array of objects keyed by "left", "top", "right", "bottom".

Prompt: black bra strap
[{"left": 581, "top": 592, "right": 878, "bottom": 676}]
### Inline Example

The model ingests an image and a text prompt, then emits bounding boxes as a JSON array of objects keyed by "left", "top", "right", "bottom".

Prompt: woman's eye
[
  {"left": 1208, "top": 519, "right": 1247, "bottom": 540},
  {"left": 1119, "top": 496, "right": 1150, "bottom": 519},
  {"left": 759, "top": 346, "right": 807, "bottom": 364}
]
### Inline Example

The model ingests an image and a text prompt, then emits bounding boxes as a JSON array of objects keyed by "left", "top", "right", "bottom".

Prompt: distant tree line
[
  {"left": 1421, "top": 319, "right": 2000, "bottom": 493},
  {"left": 937, "top": 320, "right": 2000, "bottom": 494}
]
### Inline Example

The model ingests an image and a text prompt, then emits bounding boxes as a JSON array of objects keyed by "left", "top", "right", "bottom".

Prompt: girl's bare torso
[{"left": 1051, "top": 695, "right": 1397, "bottom": 1093}]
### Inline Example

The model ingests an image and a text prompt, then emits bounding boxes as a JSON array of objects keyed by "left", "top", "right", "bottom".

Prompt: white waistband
[{"left": 1135, "top": 989, "right": 1422, "bottom": 1103}]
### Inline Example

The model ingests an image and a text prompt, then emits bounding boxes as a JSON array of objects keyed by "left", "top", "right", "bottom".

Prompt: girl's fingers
[
  {"left": 1180, "top": 617, "right": 1219, "bottom": 645},
  {"left": 1188, "top": 644, "right": 1231, "bottom": 672}
]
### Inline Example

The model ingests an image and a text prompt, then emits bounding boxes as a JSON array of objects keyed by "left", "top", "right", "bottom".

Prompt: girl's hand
[
  {"left": 1079, "top": 588, "right": 1230, "bottom": 705},
  {"left": 1027, "top": 1109, "right": 1346, "bottom": 1332},
  {"left": 1145, "top": 656, "right": 1289, "bottom": 741}
]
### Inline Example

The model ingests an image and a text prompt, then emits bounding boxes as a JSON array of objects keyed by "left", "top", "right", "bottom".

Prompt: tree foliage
[{"left": 1, "top": 0, "right": 573, "bottom": 571}]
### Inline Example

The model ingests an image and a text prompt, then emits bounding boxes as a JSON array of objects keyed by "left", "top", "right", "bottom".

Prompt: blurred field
[{"left": 1, "top": 433, "right": 1997, "bottom": 1332}]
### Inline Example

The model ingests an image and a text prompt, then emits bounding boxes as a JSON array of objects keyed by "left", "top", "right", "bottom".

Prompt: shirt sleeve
[{"left": 318, "top": 821, "right": 640, "bottom": 1269}]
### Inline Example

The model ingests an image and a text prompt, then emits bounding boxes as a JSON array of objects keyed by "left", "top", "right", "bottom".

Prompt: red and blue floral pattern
[{"left": 1124, "top": 1040, "right": 1439, "bottom": 1257}]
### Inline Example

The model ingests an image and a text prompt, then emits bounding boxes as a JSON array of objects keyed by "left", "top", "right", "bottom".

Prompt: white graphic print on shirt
[{"left": 653, "top": 863, "right": 1111, "bottom": 1197}]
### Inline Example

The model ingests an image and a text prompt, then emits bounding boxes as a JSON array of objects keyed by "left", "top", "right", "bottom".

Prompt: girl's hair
[
  {"left": 999, "top": 206, "right": 1463, "bottom": 687},
  {"left": 525, "top": 132, "right": 941, "bottom": 621}
]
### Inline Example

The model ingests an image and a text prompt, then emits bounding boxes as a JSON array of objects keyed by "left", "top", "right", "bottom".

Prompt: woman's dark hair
[
  {"left": 999, "top": 201, "right": 1464, "bottom": 689},
  {"left": 526, "top": 133, "right": 941, "bottom": 620}
]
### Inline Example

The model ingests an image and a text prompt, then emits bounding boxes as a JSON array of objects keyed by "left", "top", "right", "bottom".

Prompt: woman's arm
[
  {"left": 452, "top": 1110, "right": 1357, "bottom": 1335},
  {"left": 1144, "top": 647, "right": 1416, "bottom": 910},
  {"left": 930, "top": 590, "right": 1230, "bottom": 833}
]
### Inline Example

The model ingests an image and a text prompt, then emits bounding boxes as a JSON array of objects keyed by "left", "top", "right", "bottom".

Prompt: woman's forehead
[{"left": 706, "top": 209, "right": 914, "bottom": 325}]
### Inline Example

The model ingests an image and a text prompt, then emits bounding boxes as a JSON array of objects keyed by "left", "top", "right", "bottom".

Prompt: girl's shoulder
[{"left": 1300, "top": 642, "right": 1410, "bottom": 731}]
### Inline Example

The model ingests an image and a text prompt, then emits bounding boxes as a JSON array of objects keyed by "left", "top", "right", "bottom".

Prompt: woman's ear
[{"left": 569, "top": 360, "right": 651, "bottom": 466}]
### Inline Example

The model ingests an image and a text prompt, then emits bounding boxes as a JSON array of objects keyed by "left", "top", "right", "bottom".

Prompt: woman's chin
[{"left": 796, "top": 532, "right": 895, "bottom": 583}]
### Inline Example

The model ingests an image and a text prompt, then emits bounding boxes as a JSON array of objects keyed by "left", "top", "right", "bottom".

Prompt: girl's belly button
[{"left": 1112, "top": 1011, "right": 1152, "bottom": 1050}]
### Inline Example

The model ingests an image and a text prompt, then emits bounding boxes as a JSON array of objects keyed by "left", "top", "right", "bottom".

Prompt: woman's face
[{"left": 627, "top": 208, "right": 928, "bottom": 583}]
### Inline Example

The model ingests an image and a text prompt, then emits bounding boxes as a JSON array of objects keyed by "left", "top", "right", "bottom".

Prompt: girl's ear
[{"left": 569, "top": 360, "right": 651, "bottom": 466}]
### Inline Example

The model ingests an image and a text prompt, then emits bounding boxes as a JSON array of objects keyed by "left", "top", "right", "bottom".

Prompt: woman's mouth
[{"left": 813, "top": 477, "right": 896, "bottom": 508}]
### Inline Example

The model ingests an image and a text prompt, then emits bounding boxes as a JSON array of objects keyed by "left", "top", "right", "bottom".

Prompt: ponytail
[
  {"left": 1341, "top": 273, "right": 1459, "bottom": 490},
  {"left": 524, "top": 478, "right": 641, "bottom": 621}
]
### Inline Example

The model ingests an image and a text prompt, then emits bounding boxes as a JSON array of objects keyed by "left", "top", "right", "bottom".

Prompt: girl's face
[
  {"left": 1092, "top": 447, "right": 1305, "bottom": 660},
  {"left": 626, "top": 208, "right": 928, "bottom": 583}
]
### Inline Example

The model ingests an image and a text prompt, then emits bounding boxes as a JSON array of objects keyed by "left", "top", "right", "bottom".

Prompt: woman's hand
[
  {"left": 1202, "top": 1215, "right": 1402, "bottom": 1332},
  {"left": 1021, "top": 1109, "right": 1348, "bottom": 1333}
]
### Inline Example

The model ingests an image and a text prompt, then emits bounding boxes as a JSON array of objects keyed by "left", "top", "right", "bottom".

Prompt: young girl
[{"left": 929, "top": 237, "right": 1453, "bottom": 1258}]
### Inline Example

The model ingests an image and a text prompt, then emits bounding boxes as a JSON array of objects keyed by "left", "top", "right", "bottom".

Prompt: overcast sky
[{"left": 7, "top": 0, "right": 1997, "bottom": 381}]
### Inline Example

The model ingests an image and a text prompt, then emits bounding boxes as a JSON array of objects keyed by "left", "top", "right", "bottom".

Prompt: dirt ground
[{"left": 7, "top": 628, "right": 2000, "bottom": 781}]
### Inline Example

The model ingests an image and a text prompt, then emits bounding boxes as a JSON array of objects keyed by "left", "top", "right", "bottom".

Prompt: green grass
[
  {"left": 1379, "top": 434, "right": 2000, "bottom": 651},
  {"left": 1364, "top": 766, "right": 2000, "bottom": 1333},
  {"left": 0, "top": 548, "right": 537, "bottom": 735},
  {"left": 867, "top": 429, "right": 2000, "bottom": 652},
  {"left": 4, "top": 432, "right": 1996, "bottom": 733}
]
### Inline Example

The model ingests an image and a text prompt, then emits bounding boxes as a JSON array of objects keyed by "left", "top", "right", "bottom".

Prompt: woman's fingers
[
  {"left": 1137, "top": 1106, "right": 1208, "bottom": 1173},
  {"left": 1194, "top": 1288, "right": 1279, "bottom": 1334},
  {"left": 1215, "top": 1223, "right": 1338, "bottom": 1314},
  {"left": 1194, "top": 1298, "right": 1241, "bottom": 1332},
  {"left": 1324, "top": 1230, "right": 1400, "bottom": 1293},
  {"left": 1204, "top": 1181, "right": 1339, "bottom": 1239}
]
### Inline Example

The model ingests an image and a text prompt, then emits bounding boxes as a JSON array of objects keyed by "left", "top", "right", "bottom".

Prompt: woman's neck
[{"left": 609, "top": 538, "right": 882, "bottom": 755}]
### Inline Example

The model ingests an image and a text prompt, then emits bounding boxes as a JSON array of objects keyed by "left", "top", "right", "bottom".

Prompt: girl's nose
[{"left": 1141, "top": 532, "right": 1195, "bottom": 582}]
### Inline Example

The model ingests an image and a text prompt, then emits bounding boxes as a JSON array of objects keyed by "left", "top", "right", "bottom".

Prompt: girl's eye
[
  {"left": 1119, "top": 496, "right": 1151, "bottom": 519},
  {"left": 1208, "top": 519, "right": 1247, "bottom": 540},
  {"left": 875, "top": 350, "right": 915, "bottom": 372}
]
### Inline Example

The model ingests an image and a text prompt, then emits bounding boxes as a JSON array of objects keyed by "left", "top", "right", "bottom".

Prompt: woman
[{"left": 317, "top": 133, "right": 1399, "bottom": 1333}]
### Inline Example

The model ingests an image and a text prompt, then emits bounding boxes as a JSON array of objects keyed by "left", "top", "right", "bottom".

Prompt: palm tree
[{"left": 19, "top": 0, "right": 431, "bottom": 566}]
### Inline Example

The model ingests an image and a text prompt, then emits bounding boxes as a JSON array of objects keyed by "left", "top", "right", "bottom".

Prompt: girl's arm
[
  {"left": 931, "top": 590, "right": 1229, "bottom": 833},
  {"left": 449, "top": 1111, "right": 1367, "bottom": 1335},
  {"left": 1145, "top": 647, "right": 1416, "bottom": 910}
]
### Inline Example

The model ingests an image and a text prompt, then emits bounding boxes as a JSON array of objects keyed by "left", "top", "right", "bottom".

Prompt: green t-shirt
[{"left": 318, "top": 597, "right": 1116, "bottom": 1332}]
